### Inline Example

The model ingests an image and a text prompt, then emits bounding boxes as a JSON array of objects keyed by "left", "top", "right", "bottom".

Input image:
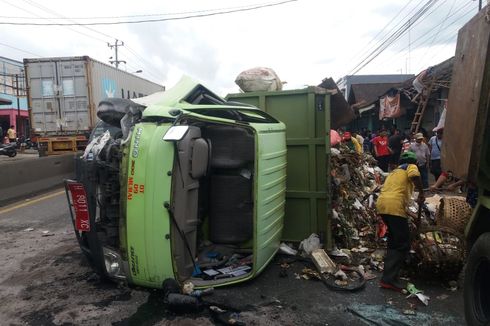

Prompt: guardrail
[{"left": 0, "top": 153, "right": 76, "bottom": 204}]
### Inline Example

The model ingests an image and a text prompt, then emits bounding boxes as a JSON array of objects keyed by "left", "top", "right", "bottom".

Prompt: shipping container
[
  {"left": 226, "top": 87, "right": 332, "bottom": 247},
  {"left": 24, "top": 56, "right": 164, "bottom": 138}
]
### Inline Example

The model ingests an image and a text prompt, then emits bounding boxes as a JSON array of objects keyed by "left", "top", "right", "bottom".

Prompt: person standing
[
  {"left": 372, "top": 130, "right": 391, "bottom": 172},
  {"left": 428, "top": 128, "right": 443, "bottom": 181},
  {"left": 388, "top": 129, "right": 403, "bottom": 168},
  {"left": 409, "top": 133, "right": 430, "bottom": 189},
  {"left": 7, "top": 125, "right": 16, "bottom": 143},
  {"left": 376, "top": 151, "right": 424, "bottom": 292}
]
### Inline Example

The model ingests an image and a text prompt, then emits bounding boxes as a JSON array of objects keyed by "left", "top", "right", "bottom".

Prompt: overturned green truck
[{"left": 66, "top": 77, "right": 287, "bottom": 288}]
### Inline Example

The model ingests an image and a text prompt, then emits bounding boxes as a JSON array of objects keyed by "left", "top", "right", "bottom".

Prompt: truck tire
[{"left": 464, "top": 232, "right": 490, "bottom": 326}]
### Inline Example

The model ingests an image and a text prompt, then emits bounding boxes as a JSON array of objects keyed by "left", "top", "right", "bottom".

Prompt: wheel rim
[{"left": 474, "top": 257, "right": 490, "bottom": 321}]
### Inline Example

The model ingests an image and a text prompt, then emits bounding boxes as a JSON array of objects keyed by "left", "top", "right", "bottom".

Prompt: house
[
  {"left": 0, "top": 56, "right": 28, "bottom": 138},
  {"left": 346, "top": 58, "right": 453, "bottom": 136}
]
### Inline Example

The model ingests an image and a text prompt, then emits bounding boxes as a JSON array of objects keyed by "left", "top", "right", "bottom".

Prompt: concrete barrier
[{"left": 0, "top": 153, "right": 76, "bottom": 204}]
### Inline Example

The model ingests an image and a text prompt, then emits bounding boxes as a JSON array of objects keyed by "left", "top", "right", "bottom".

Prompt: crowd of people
[{"left": 336, "top": 126, "right": 444, "bottom": 190}]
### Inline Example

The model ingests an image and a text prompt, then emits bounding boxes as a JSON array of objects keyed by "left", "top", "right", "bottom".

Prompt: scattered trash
[
  {"left": 310, "top": 249, "right": 336, "bottom": 274},
  {"left": 279, "top": 242, "right": 298, "bottom": 256},
  {"left": 436, "top": 294, "right": 449, "bottom": 300},
  {"left": 406, "top": 283, "right": 430, "bottom": 306},
  {"left": 24, "top": 227, "right": 34, "bottom": 232},
  {"left": 209, "top": 305, "right": 245, "bottom": 326},
  {"left": 403, "top": 309, "right": 417, "bottom": 315},
  {"left": 347, "top": 303, "right": 458, "bottom": 325},
  {"left": 330, "top": 145, "right": 383, "bottom": 251},
  {"left": 449, "top": 280, "right": 458, "bottom": 291},
  {"left": 41, "top": 230, "right": 54, "bottom": 237}
]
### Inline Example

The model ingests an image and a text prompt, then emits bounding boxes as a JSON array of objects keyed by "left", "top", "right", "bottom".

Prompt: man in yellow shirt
[
  {"left": 376, "top": 151, "right": 424, "bottom": 292},
  {"left": 7, "top": 125, "right": 16, "bottom": 143}
]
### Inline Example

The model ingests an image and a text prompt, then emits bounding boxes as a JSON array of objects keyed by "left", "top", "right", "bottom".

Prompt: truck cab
[{"left": 66, "top": 77, "right": 287, "bottom": 288}]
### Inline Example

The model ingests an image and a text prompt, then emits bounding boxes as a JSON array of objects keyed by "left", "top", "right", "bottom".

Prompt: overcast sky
[{"left": 0, "top": 0, "right": 481, "bottom": 96}]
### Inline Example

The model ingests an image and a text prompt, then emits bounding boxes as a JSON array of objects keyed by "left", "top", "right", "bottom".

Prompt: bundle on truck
[
  {"left": 24, "top": 56, "right": 164, "bottom": 154},
  {"left": 440, "top": 6, "right": 490, "bottom": 326}
]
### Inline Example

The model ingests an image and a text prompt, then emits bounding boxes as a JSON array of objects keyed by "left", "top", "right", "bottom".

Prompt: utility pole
[
  {"left": 15, "top": 74, "right": 20, "bottom": 133},
  {"left": 107, "top": 39, "right": 126, "bottom": 69}
]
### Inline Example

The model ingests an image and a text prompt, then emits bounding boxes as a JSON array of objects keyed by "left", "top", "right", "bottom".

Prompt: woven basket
[
  {"left": 436, "top": 197, "right": 472, "bottom": 235},
  {"left": 415, "top": 226, "right": 465, "bottom": 266}
]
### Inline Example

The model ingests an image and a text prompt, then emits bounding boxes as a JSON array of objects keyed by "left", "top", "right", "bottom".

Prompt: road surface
[{"left": 0, "top": 189, "right": 466, "bottom": 325}]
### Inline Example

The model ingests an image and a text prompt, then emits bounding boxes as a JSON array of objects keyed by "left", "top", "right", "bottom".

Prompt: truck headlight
[{"left": 103, "top": 247, "right": 126, "bottom": 280}]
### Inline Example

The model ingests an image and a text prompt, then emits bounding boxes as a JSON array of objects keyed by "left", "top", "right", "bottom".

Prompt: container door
[
  {"left": 56, "top": 60, "right": 90, "bottom": 133},
  {"left": 28, "top": 61, "right": 60, "bottom": 134}
]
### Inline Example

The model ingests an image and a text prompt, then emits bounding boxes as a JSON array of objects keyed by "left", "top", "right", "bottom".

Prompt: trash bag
[
  {"left": 299, "top": 233, "right": 321, "bottom": 255},
  {"left": 235, "top": 67, "right": 283, "bottom": 92},
  {"left": 330, "top": 129, "right": 342, "bottom": 146}
]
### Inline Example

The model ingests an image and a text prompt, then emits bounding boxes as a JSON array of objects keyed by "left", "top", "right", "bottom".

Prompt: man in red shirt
[{"left": 372, "top": 130, "right": 391, "bottom": 172}]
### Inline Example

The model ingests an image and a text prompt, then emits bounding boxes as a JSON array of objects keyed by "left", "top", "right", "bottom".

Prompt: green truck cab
[
  {"left": 66, "top": 77, "right": 286, "bottom": 288},
  {"left": 440, "top": 8, "right": 490, "bottom": 326}
]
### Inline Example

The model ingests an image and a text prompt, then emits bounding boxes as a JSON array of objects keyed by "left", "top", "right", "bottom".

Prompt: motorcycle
[
  {"left": 14, "top": 136, "right": 37, "bottom": 150},
  {"left": 0, "top": 142, "right": 17, "bottom": 157}
]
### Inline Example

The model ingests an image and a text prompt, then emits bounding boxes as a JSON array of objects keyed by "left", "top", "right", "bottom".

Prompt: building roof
[
  {"left": 348, "top": 82, "right": 405, "bottom": 106},
  {"left": 318, "top": 77, "right": 356, "bottom": 128},
  {"left": 339, "top": 74, "right": 414, "bottom": 85}
]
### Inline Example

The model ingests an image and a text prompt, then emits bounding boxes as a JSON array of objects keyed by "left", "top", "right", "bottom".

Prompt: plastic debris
[
  {"left": 279, "top": 242, "right": 298, "bottom": 256},
  {"left": 24, "top": 227, "right": 34, "bottom": 232},
  {"left": 406, "top": 283, "right": 430, "bottom": 306},
  {"left": 299, "top": 233, "right": 321, "bottom": 256}
]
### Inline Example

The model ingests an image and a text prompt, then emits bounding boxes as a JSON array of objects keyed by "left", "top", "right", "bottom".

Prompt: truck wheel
[
  {"left": 464, "top": 232, "right": 490, "bottom": 326},
  {"left": 8, "top": 150, "right": 16, "bottom": 157}
]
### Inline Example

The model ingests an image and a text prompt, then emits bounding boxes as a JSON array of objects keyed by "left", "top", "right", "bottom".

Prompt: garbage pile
[{"left": 330, "top": 144, "right": 384, "bottom": 250}]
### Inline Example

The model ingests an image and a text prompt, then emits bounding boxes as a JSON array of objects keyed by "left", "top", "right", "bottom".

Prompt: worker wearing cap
[
  {"left": 376, "top": 151, "right": 424, "bottom": 292},
  {"left": 409, "top": 133, "right": 430, "bottom": 189},
  {"left": 342, "top": 131, "right": 362, "bottom": 154}
]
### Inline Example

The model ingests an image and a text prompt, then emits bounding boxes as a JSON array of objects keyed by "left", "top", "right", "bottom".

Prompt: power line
[
  {"left": 11, "top": 1, "right": 165, "bottom": 82},
  {"left": 380, "top": 1, "right": 475, "bottom": 72},
  {"left": 0, "top": 1, "right": 290, "bottom": 20},
  {"left": 21, "top": 0, "right": 114, "bottom": 40},
  {"left": 417, "top": 0, "right": 458, "bottom": 67},
  {"left": 2, "top": 0, "right": 108, "bottom": 43},
  {"left": 0, "top": 0, "right": 298, "bottom": 26},
  {"left": 0, "top": 41, "right": 42, "bottom": 57},
  {"left": 348, "top": 0, "right": 419, "bottom": 65},
  {"left": 348, "top": 0, "right": 439, "bottom": 75}
]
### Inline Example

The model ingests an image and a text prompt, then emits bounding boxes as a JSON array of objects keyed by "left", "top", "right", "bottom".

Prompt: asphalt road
[{"left": 0, "top": 189, "right": 466, "bottom": 326}]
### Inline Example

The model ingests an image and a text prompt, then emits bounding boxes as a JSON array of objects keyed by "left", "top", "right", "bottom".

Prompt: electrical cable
[
  {"left": 11, "top": 0, "right": 165, "bottom": 82},
  {"left": 348, "top": 0, "right": 437, "bottom": 75},
  {"left": 348, "top": 0, "right": 418, "bottom": 65},
  {"left": 2, "top": 0, "right": 107, "bottom": 43},
  {"left": 0, "top": 1, "right": 291, "bottom": 20},
  {"left": 380, "top": 1, "right": 475, "bottom": 71},
  {"left": 0, "top": 41, "right": 42, "bottom": 57},
  {"left": 348, "top": 0, "right": 438, "bottom": 75},
  {"left": 0, "top": 0, "right": 298, "bottom": 26},
  {"left": 417, "top": 0, "right": 465, "bottom": 65}
]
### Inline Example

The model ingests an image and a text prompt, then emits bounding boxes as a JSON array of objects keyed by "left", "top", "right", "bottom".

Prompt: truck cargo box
[
  {"left": 227, "top": 87, "right": 333, "bottom": 247},
  {"left": 442, "top": 9, "right": 490, "bottom": 183},
  {"left": 24, "top": 56, "right": 164, "bottom": 136}
]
